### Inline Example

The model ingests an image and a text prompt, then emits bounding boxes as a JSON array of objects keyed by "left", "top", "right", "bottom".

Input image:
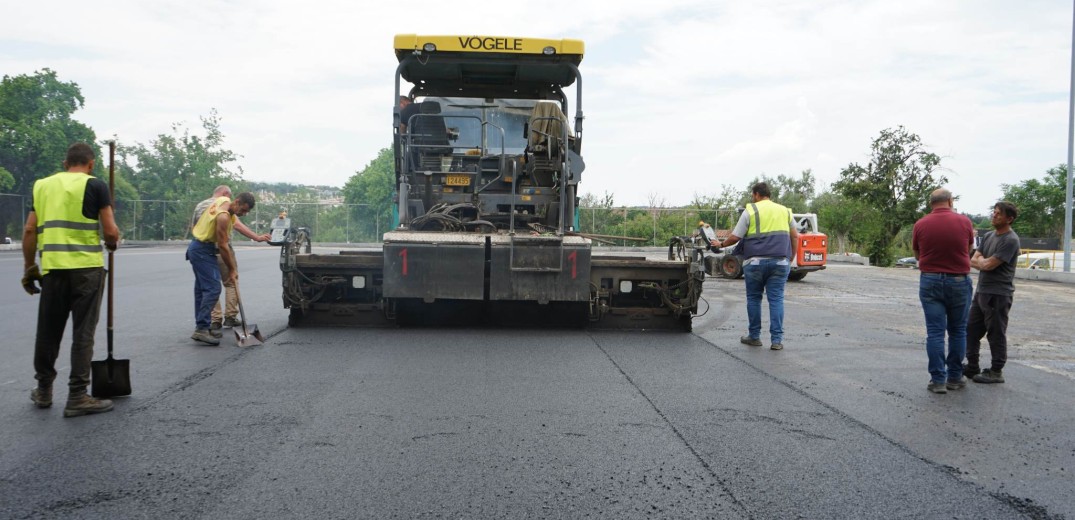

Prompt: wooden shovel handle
[{"left": 107, "top": 141, "right": 115, "bottom": 354}]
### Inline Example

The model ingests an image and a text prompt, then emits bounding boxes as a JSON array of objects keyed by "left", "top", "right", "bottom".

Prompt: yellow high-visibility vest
[
  {"left": 33, "top": 172, "right": 103, "bottom": 274},
  {"left": 742, "top": 199, "right": 793, "bottom": 259},
  {"left": 192, "top": 196, "right": 235, "bottom": 242}
]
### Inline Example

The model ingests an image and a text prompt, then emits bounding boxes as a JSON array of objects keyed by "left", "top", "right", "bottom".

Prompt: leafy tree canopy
[
  {"left": 342, "top": 147, "right": 395, "bottom": 232},
  {"left": 1001, "top": 164, "right": 1074, "bottom": 239},
  {"left": 0, "top": 69, "right": 98, "bottom": 196},
  {"left": 0, "top": 166, "right": 14, "bottom": 191},
  {"left": 832, "top": 126, "right": 945, "bottom": 265},
  {"left": 746, "top": 170, "right": 816, "bottom": 213},
  {"left": 117, "top": 109, "right": 242, "bottom": 202},
  {"left": 579, "top": 191, "right": 615, "bottom": 209}
]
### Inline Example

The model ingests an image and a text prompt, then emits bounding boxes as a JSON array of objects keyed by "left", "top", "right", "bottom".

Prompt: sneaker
[
  {"left": 191, "top": 329, "right": 221, "bottom": 346},
  {"left": 740, "top": 336, "right": 762, "bottom": 347},
  {"left": 30, "top": 387, "right": 52, "bottom": 408},
  {"left": 222, "top": 316, "right": 241, "bottom": 328},
  {"left": 973, "top": 369, "right": 1004, "bottom": 384},
  {"left": 927, "top": 381, "right": 948, "bottom": 394},
  {"left": 770, "top": 343, "right": 784, "bottom": 351},
  {"left": 210, "top": 321, "right": 222, "bottom": 331},
  {"left": 209, "top": 328, "right": 223, "bottom": 338},
  {"left": 963, "top": 364, "right": 981, "bottom": 378},
  {"left": 946, "top": 378, "right": 967, "bottom": 390},
  {"left": 63, "top": 394, "right": 114, "bottom": 418}
]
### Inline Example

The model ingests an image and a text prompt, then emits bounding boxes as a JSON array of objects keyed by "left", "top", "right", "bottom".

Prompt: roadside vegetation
[{"left": 2, "top": 69, "right": 1072, "bottom": 263}]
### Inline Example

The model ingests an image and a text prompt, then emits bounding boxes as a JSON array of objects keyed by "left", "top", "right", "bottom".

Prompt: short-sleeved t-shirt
[
  {"left": 191, "top": 197, "right": 214, "bottom": 228},
  {"left": 30, "top": 176, "right": 111, "bottom": 220},
  {"left": 912, "top": 207, "right": 974, "bottom": 274},
  {"left": 976, "top": 230, "right": 1021, "bottom": 295}
]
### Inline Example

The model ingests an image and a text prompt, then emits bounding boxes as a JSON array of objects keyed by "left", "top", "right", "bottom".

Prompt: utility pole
[{"left": 1066, "top": 0, "right": 1075, "bottom": 271}]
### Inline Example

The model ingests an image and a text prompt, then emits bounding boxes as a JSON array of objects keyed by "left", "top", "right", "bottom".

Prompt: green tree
[
  {"left": 811, "top": 190, "right": 886, "bottom": 257},
  {"left": 767, "top": 170, "right": 816, "bottom": 212},
  {"left": 116, "top": 110, "right": 243, "bottom": 239},
  {"left": 120, "top": 109, "right": 242, "bottom": 201},
  {"left": 733, "top": 171, "right": 817, "bottom": 213},
  {"left": 832, "top": 126, "right": 945, "bottom": 266},
  {"left": 0, "top": 69, "right": 99, "bottom": 237},
  {"left": 1001, "top": 164, "right": 1073, "bottom": 239},
  {"left": 87, "top": 141, "right": 140, "bottom": 239},
  {"left": 342, "top": 148, "right": 395, "bottom": 240},
  {"left": 578, "top": 192, "right": 625, "bottom": 242},
  {"left": 0, "top": 166, "right": 13, "bottom": 191},
  {"left": 689, "top": 186, "right": 743, "bottom": 229},
  {"left": 0, "top": 69, "right": 99, "bottom": 197}
]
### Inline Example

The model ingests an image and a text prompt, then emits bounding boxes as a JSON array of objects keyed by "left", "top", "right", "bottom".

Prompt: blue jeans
[
  {"left": 186, "top": 240, "right": 221, "bottom": 331},
  {"left": 918, "top": 273, "right": 973, "bottom": 383},
  {"left": 743, "top": 258, "right": 791, "bottom": 344}
]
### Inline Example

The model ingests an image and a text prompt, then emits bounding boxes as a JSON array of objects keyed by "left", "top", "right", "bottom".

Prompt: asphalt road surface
[{"left": 0, "top": 244, "right": 1072, "bottom": 519}]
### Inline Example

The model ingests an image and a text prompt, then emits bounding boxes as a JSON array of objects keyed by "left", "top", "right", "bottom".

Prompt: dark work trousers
[
  {"left": 34, "top": 267, "right": 106, "bottom": 395},
  {"left": 966, "top": 291, "right": 1013, "bottom": 371}
]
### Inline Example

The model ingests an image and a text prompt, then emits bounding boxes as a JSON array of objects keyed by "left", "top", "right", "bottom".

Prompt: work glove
[{"left": 22, "top": 264, "right": 42, "bottom": 296}]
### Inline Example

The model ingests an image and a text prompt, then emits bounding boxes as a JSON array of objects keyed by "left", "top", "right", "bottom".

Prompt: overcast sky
[{"left": 3, "top": 0, "right": 1072, "bottom": 215}]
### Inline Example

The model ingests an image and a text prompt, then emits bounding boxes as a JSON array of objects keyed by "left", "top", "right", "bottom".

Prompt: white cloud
[{"left": 1, "top": 0, "right": 1071, "bottom": 217}]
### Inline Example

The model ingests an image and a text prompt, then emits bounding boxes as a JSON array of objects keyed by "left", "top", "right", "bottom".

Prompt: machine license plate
[
  {"left": 805, "top": 252, "right": 823, "bottom": 262},
  {"left": 445, "top": 175, "right": 470, "bottom": 186}
]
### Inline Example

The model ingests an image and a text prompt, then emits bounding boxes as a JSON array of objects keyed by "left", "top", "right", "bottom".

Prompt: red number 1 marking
[
  {"left": 399, "top": 248, "right": 408, "bottom": 276},
  {"left": 567, "top": 251, "right": 577, "bottom": 279}
]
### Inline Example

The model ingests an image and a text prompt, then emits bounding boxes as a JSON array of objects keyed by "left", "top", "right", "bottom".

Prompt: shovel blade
[
  {"left": 234, "top": 324, "right": 265, "bottom": 347},
  {"left": 91, "top": 357, "right": 131, "bottom": 398}
]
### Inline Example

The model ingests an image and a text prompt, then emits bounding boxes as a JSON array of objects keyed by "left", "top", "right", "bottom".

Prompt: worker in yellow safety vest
[
  {"left": 712, "top": 182, "right": 799, "bottom": 351},
  {"left": 21, "top": 142, "right": 121, "bottom": 418},
  {"left": 186, "top": 190, "right": 256, "bottom": 345}
]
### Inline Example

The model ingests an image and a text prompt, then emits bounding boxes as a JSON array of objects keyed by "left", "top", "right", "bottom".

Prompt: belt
[{"left": 922, "top": 272, "right": 967, "bottom": 280}]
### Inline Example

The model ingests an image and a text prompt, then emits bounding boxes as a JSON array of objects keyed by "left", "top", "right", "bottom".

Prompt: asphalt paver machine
[{"left": 275, "top": 35, "right": 705, "bottom": 330}]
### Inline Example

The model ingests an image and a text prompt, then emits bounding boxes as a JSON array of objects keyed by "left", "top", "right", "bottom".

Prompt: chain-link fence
[
  {"left": 577, "top": 207, "right": 741, "bottom": 247},
  {"left": 1, "top": 193, "right": 741, "bottom": 247},
  {"left": 112, "top": 200, "right": 387, "bottom": 243},
  {"left": 0, "top": 193, "right": 28, "bottom": 242},
  {"left": 0, "top": 195, "right": 386, "bottom": 244}
]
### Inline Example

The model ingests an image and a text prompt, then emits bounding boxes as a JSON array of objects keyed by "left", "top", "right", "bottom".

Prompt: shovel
[
  {"left": 233, "top": 281, "right": 264, "bottom": 347},
  {"left": 92, "top": 142, "right": 131, "bottom": 398}
]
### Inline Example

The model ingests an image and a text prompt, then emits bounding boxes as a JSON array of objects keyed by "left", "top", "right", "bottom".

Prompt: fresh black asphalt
[{"left": 0, "top": 245, "right": 1070, "bottom": 518}]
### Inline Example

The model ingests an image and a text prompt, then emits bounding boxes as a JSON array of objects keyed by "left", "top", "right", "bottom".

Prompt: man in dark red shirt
[{"left": 911, "top": 188, "right": 975, "bottom": 394}]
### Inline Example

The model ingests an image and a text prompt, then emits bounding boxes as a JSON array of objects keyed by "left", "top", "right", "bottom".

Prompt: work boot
[
  {"left": 927, "top": 381, "right": 948, "bottom": 394},
  {"left": 210, "top": 321, "right": 222, "bottom": 331},
  {"left": 222, "top": 316, "right": 241, "bottom": 328},
  {"left": 191, "top": 329, "right": 221, "bottom": 346},
  {"left": 740, "top": 336, "right": 762, "bottom": 347},
  {"left": 973, "top": 368, "right": 1004, "bottom": 384},
  {"left": 208, "top": 328, "right": 223, "bottom": 338},
  {"left": 63, "top": 393, "right": 113, "bottom": 418},
  {"left": 30, "top": 386, "right": 52, "bottom": 408},
  {"left": 946, "top": 377, "right": 967, "bottom": 390},
  {"left": 963, "top": 364, "right": 981, "bottom": 378},
  {"left": 770, "top": 343, "right": 784, "bottom": 351}
]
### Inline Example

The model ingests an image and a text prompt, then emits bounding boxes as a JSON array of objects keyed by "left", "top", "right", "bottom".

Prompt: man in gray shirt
[{"left": 966, "top": 201, "right": 1020, "bottom": 384}]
